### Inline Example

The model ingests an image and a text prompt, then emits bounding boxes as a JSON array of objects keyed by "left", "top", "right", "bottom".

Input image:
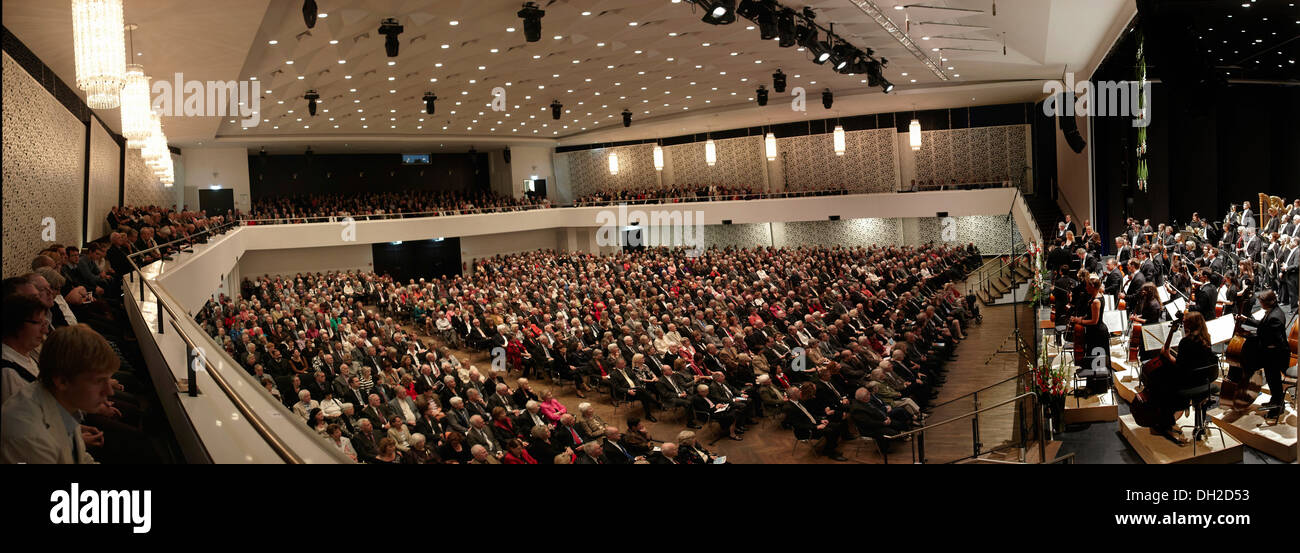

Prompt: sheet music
[
  {"left": 1104, "top": 295, "right": 1116, "bottom": 312},
  {"left": 1207, "top": 315, "right": 1237, "bottom": 345},
  {"left": 1102, "top": 310, "right": 1127, "bottom": 334},
  {"left": 1253, "top": 308, "right": 1265, "bottom": 320},
  {"left": 1157, "top": 286, "right": 1170, "bottom": 303},
  {"left": 1217, "top": 286, "right": 1229, "bottom": 303},
  {"left": 1142, "top": 321, "right": 1184, "bottom": 350},
  {"left": 1164, "top": 297, "right": 1187, "bottom": 320}
]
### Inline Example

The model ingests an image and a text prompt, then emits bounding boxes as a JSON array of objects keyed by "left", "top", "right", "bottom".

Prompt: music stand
[
  {"left": 1164, "top": 298, "right": 1187, "bottom": 320},
  {"left": 1206, "top": 316, "right": 1237, "bottom": 346},
  {"left": 1157, "top": 286, "right": 1171, "bottom": 303}
]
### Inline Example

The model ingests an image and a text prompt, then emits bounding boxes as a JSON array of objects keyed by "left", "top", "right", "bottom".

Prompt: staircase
[
  {"left": 975, "top": 256, "right": 1034, "bottom": 305},
  {"left": 1024, "top": 193, "right": 1065, "bottom": 240},
  {"left": 953, "top": 440, "right": 1064, "bottom": 464}
]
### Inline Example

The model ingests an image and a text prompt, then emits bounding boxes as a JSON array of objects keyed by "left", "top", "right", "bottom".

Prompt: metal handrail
[
  {"left": 888, "top": 391, "right": 1044, "bottom": 464},
  {"left": 1047, "top": 452, "right": 1077, "bottom": 464},
  {"left": 889, "top": 392, "right": 1039, "bottom": 440},
  {"left": 127, "top": 219, "right": 239, "bottom": 260},
  {"left": 975, "top": 247, "right": 1030, "bottom": 297},
  {"left": 570, "top": 189, "right": 853, "bottom": 206},
  {"left": 125, "top": 231, "right": 305, "bottom": 464},
  {"left": 928, "top": 370, "right": 1028, "bottom": 410}
]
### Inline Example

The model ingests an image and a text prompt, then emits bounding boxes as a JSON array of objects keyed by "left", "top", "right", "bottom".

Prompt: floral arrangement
[
  {"left": 1026, "top": 343, "right": 1068, "bottom": 399},
  {"left": 1025, "top": 242, "right": 1049, "bottom": 307}
]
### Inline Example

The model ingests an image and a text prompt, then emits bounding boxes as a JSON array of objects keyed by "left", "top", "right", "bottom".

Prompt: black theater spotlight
[
  {"left": 517, "top": 2, "right": 545, "bottom": 43},
  {"left": 822, "top": 88, "right": 833, "bottom": 109},
  {"left": 622, "top": 109, "right": 632, "bottom": 127},
  {"left": 699, "top": 1, "right": 737, "bottom": 25},
  {"left": 302, "top": 0, "right": 317, "bottom": 29},
  {"left": 755, "top": 85, "right": 768, "bottom": 106},
  {"left": 736, "top": 0, "right": 764, "bottom": 20},
  {"left": 304, "top": 90, "right": 319, "bottom": 116},
  {"left": 776, "top": 8, "right": 797, "bottom": 47},
  {"left": 550, "top": 100, "right": 562, "bottom": 120},
  {"left": 831, "top": 44, "right": 857, "bottom": 72},
  {"left": 379, "top": 18, "right": 404, "bottom": 57},
  {"left": 866, "top": 60, "right": 894, "bottom": 93},
  {"left": 423, "top": 91, "right": 438, "bottom": 115},
  {"left": 772, "top": 69, "right": 786, "bottom": 92},
  {"left": 809, "top": 39, "right": 833, "bottom": 65}
]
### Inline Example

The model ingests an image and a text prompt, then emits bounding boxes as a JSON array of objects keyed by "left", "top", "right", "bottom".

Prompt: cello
[
  {"left": 1220, "top": 315, "right": 1264, "bottom": 411},
  {"left": 1131, "top": 317, "right": 1182, "bottom": 428}
]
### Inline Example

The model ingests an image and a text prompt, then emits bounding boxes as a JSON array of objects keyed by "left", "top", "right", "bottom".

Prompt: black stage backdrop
[{"left": 248, "top": 152, "right": 490, "bottom": 198}]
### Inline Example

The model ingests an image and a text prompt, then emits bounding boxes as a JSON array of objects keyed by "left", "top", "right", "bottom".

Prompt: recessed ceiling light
[
  {"left": 297, "top": 75, "right": 304, "bottom": 80},
  {"left": 338, "top": 59, "right": 346, "bottom": 64},
  {"left": 702, "top": 42, "right": 711, "bottom": 46},
  {"left": 668, "top": 32, "right": 678, "bottom": 36},
  {"left": 953, "top": 74, "right": 960, "bottom": 77},
  {"left": 490, "top": 48, "right": 499, "bottom": 53},
  {"left": 581, "top": 11, "right": 591, "bottom": 16},
  {"left": 318, "top": 13, "right": 327, "bottom": 18},
  {"left": 388, "top": 76, "right": 395, "bottom": 81},
  {"left": 268, "top": 40, "right": 278, "bottom": 45},
  {"left": 901, "top": 72, "right": 909, "bottom": 76},
  {"left": 533, "top": 55, "right": 541, "bottom": 59},
  {"left": 388, "top": 61, "right": 396, "bottom": 66},
  {"left": 507, "top": 27, "right": 516, "bottom": 32},
  {"left": 554, "top": 35, "right": 563, "bottom": 40},
  {"left": 747, "top": 26, "right": 755, "bottom": 30},
  {"left": 285, "top": 60, "right": 294, "bottom": 64},
  {"left": 344, "top": 75, "right": 351, "bottom": 79},
  {"left": 441, "top": 44, "right": 450, "bottom": 49},
  {"left": 329, "top": 40, "right": 338, "bottom": 45},
  {"left": 390, "top": 89, "right": 396, "bottom": 93},
  {"left": 449, "top": 20, "right": 458, "bottom": 25}
]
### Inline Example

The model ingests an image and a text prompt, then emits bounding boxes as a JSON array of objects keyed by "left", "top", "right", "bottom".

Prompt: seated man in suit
[
  {"left": 514, "top": 400, "right": 550, "bottom": 439},
  {"left": 574, "top": 440, "right": 606, "bottom": 464},
  {"left": 690, "top": 384, "right": 744, "bottom": 441},
  {"left": 781, "top": 386, "right": 848, "bottom": 461},
  {"left": 464, "top": 415, "right": 503, "bottom": 458},
  {"left": 553, "top": 413, "right": 587, "bottom": 451},
  {"left": 361, "top": 393, "right": 394, "bottom": 430},
  {"left": 652, "top": 363, "right": 697, "bottom": 427},
  {"left": 599, "top": 426, "right": 646, "bottom": 464},
  {"left": 610, "top": 358, "right": 661, "bottom": 422}
]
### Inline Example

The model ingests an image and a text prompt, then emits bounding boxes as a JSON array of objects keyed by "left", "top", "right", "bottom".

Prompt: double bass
[
  {"left": 1131, "top": 317, "right": 1182, "bottom": 428},
  {"left": 1220, "top": 315, "right": 1264, "bottom": 411}
]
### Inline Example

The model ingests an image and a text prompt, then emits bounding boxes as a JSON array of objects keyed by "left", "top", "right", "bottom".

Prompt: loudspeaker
[
  {"left": 936, "top": 211, "right": 948, "bottom": 218},
  {"left": 503, "top": 148, "right": 511, "bottom": 164},
  {"left": 829, "top": 215, "right": 840, "bottom": 221},
  {"left": 722, "top": 219, "right": 733, "bottom": 225},
  {"left": 1059, "top": 112, "right": 1086, "bottom": 154}
]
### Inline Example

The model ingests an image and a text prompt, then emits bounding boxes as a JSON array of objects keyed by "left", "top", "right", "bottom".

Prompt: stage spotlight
[
  {"left": 736, "top": 0, "right": 763, "bottom": 20},
  {"left": 809, "top": 40, "right": 833, "bottom": 64},
  {"left": 699, "top": 1, "right": 737, "bottom": 25},
  {"left": 517, "top": 2, "right": 545, "bottom": 43},
  {"left": 622, "top": 109, "right": 632, "bottom": 127},
  {"left": 866, "top": 60, "right": 894, "bottom": 93},
  {"left": 379, "top": 18, "right": 404, "bottom": 57},
  {"left": 772, "top": 69, "right": 786, "bottom": 92},
  {"left": 423, "top": 91, "right": 438, "bottom": 114},
  {"left": 832, "top": 45, "right": 857, "bottom": 72},
  {"left": 304, "top": 90, "right": 319, "bottom": 116},
  {"left": 756, "top": 85, "right": 768, "bottom": 106},
  {"left": 776, "top": 8, "right": 797, "bottom": 47},
  {"left": 795, "top": 22, "right": 818, "bottom": 49},
  {"left": 550, "top": 100, "right": 562, "bottom": 120},
  {"left": 755, "top": 3, "right": 779, "bottom": 39},
  {"left": 303, "top": 0, "right": 317, "bottom": 29},
  {"left": 822, "top": 88, "right": 833, "bottom": 109}
]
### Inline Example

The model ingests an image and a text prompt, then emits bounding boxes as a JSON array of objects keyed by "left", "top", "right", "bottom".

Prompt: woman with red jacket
[{"left": 503, "top": 439, "right": 537, "bottom": 464}]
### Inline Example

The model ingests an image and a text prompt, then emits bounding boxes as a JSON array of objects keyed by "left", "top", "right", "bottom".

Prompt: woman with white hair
[
  {"left": 292, "top": 389, "right": 318, "bottom": 420},
  {"left": 576, "top": 402, "right": 606, "bottom": 440}
]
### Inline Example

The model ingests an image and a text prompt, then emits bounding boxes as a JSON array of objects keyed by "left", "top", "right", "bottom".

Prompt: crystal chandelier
[
  {"left": 142, "top": 112, "right": 168, "bottom": 167},
  {"left": 833, "top": 125, "right": 846, "bottom": 156},
  {"left": 704, "top": 138, "right": 717, "bottom": 166},
  {"left": 765, "top": 132, "right": 777, "bottom": 161},
  {"left": 608, "top": 152, "right": 619, "bottom": 175},
  {"left": 121, "top": 64, "right": 152, "bottom": 148},
  {"left": 71, "top": 0, "right": 127, "bottom": 109},
  {"left": 909, "top": 118, "right": 922, "bottom": 151},
  {"left": 653, "top": 144, "right": 664, "bottom": 171}
]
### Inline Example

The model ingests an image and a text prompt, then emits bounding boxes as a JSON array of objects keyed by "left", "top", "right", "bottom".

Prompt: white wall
[
  {"left": 1056, "top": 117, "right": 1093, "bottom": 226},
  {"left": 461, "top": 229, "right": 563, "bottom": 272},
  {"left": 183, "top": 147, "right": 251, "bottom": 213},
  {"left": 508, "top": 145, "right": 554, "bottom": 199},
  {"left": 238, "top": 244, "right": 374, "bottom": 279}
]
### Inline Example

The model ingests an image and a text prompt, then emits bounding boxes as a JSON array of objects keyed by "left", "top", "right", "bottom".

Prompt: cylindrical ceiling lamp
[
  {"left": 832, "top": 125, "right": 846, "bottom": 156},
  {"left": 71, "top": 0, "right": 127, "bottom": 109},
  {"left": 121, "top": 64, "right": 152, "bottom": 149},
  {"left": 909, "top": 118, "right": 923, "bottom": 151},
  {"left": 608, "top": 151, "right": 619, "bottom": 175},
  {"left": 704, "top": 138, "right": 717, "bottom": 166},
  {"left": 653, "top": 144, "right": 664, "bottom": 171},
  {"left": 765, "top": 132, "right": 777, "bottom": 161}
]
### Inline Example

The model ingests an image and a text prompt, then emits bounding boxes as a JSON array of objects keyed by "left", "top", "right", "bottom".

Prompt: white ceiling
[{"left": 3, "top": 0, "right": 1134, "bottom": 152}]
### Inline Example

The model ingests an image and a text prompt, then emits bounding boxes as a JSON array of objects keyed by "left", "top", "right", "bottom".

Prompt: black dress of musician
[
  {"left": 1130, "top": 283, "right": 1164, "bottom": 362},
  {"left": 1238, "top": 291, "right": 1289, "bottom": 408},
  {"left": 1071, "top": 277, "right": 1110, "bottom": 369},
  {"left": 1153, "top": 311, "right": 1218, "bottom": 443}
]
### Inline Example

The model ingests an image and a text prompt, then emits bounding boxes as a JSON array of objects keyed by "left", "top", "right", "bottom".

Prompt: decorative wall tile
[
  {"left": 124, "top": 149, "right": 172, "bottom": 208},
  {"left": 87, "top": 118, "right": 120, "bottom": 242},
  {"left": 563, "top": 143, "right": 658, "bottom": 197},
  {"left": 916, "top": 215, "right": 1023, "bottom": 254},
  {"left": 780, "top": 218, "right": 903, "bottom": 248},
  {"left": 704, "top": 223, "right": 773, "bottom": 249},
  {"left": 913, "top": 124, "right": 1029, "bottom": 189},
  {"left": 2, "top": 52, "right": 85, "bottom": 277},
  {"left": 668, "top": 135, "right": 766, "bottom": 189},
  {"left": 777, "top": 128, "right": 898, "bottom": 193}
]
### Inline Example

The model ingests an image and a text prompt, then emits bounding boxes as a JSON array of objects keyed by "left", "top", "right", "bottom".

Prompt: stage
[{"left": 1117, "top": 412, "right": 1244, "bottom": 464}]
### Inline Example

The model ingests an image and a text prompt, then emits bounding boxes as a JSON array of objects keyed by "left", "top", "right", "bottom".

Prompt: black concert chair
[
  {"left": 1269, "top": 365, "right": 1296, "bottom": 426},
  {"left": 1176, "top": 362, "right": 1226, "bottom": 454}
]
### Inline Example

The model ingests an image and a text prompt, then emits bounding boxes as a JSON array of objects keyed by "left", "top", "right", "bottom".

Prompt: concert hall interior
[{"left": 2, "top": 0, "right": 1296, "bottom": 467}]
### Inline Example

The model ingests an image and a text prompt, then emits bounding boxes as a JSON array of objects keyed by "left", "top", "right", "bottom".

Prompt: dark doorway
[
  {"left": 527, "top": 178, "right": 548, "bottom": 200},
  {"left": 199, "top": 189, "right": 234, "bottom": 216},
  {"left": 371, "top": 238, "right": 462, "bottom": 283},
  {"left": 621, "top": 228, "right": 645, "bottom": 252}
]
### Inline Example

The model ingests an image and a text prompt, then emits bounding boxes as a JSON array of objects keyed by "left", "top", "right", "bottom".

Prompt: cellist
[
  {"left": 1237, "top": 291, "right": 1289, "bottom": 413},
  {"left": 1152, "top": 311, "right": 1217, "bottom": 445}
]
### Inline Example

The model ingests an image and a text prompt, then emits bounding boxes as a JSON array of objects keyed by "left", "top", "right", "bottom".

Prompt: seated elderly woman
[
  {"left": 676, "top": 430, "right": 725, "bottom": 464},
  {"left": 291, "top": 389, "right": 318, "bottom": 420},
  {"left": 576, "top": 402, "right": 606, "bottom": 440},
  {"left": 538, "top": 388, "right": 568, "bottom": 423},
  {"left": 387, "top": 415, "right": 412, "bottom": 451}
]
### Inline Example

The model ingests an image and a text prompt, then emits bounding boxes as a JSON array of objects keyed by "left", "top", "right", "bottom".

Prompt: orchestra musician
[
  {"left": 1101, "top": 258, "right": 1124, "bottom": 306},
  {"left": 1193, "top": 271, "right": 1220, "bottom": 319},
  {"left": 1129, "top": 283, "right": 1163, "bottom": 362},
  {"left": 1236, "top": 291, "right": 1289, "bottom": 412},
  {"left": 1230, "top": 261, "right": 1255, "bottom": 317},
  {"left": 1151, "top": 311, "right": 1218, "bottom": 445},
  {"left": 1069, "top": 276, "right": 1110, "bottom": 370}
]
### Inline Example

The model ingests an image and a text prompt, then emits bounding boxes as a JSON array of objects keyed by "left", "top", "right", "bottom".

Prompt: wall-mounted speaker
[
  {"left": 1059, "top": 108, "right": 1086, "bottom": 154},
  {"left": 936, "top": 211, "right": 949, "bottom": 218},
  {"left": 722, "top": 219, "right": 733, "bottom": 225},
  {"left": 829, "top": 215, "right": 840, "bottom": 221}
]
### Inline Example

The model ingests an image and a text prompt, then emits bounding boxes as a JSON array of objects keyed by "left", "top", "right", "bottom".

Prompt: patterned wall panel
[
  {"left": 667, "top": 135, "right": 766, "bottom": 189},
  {"left": 913, "top": 124, "right": 1029, "bottom": 189},
  {"left": 777, "top": 128, "right": 898, "bottom": 193},
  {"left": 561, "top": 143, "right": 658, "bottom": 197},
  {"left": 87, "top": 118, "right": 120, "bottom": 242},
  {"left": 914, "top": 215, "right": 1022, "bottom": 254},
  {"left": 2, "top": 52, "right": 86, "bottom": 277},
  {"left": 780, "top": 218, "right": 903, "bottom": 249},
  {"left": 703, "top": 223, "right": 773, "bottom": 249},
  {"left": 124, "top": 148, "right": 172, "bottom": 208}
]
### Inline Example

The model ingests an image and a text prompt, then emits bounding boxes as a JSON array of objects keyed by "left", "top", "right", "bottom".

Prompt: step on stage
[
  {"left": 1207, "top": 394, "right": 1297, "bottom": 462},
  {"left": 1117, "top": 412, "right": 1243, "bottom": 464}
]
